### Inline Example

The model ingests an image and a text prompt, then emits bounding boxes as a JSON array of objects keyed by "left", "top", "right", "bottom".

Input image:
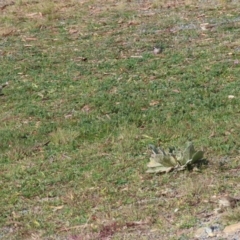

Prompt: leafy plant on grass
[{"left": 147, "top": 142, "right": 204, "bottom": 173}]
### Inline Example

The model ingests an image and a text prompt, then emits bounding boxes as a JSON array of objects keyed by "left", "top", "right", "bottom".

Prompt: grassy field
[{"left": 1, "top": 0, "right": 240, "bottom": 239}]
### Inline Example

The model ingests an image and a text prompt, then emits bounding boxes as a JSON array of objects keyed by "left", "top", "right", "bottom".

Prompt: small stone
[
  {"left": 205, "top": 227, "right": 215, "bottom": 237},
  {"left": 219, "top": 196, "right": 240, "bottom": 209},
  {"left": 223, "top": 222, "right": 240, "bottom": 234},
  {"left": 219, "top": 197, "right": 231, "bottom": 208},
  {"left": 174, "top": 208, "right": 179, "bottom": 213},
  {"left": 195, "top": 225, "right": 222, "bottom": 238},
  {"left": 153, "top": 47, "right": 162, "bottom": 54},
  {"left": 0, "top": 82, "right": 9, "bottom": 95},
  {"left": 194, "top": 227, "right": 208, "bottom": 238}
]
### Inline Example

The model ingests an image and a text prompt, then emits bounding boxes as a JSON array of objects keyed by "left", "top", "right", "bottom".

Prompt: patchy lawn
[{"left": 1, "top": 0, "right": 240, "bottom": 239}]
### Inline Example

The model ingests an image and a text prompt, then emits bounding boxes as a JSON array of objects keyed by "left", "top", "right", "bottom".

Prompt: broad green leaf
[
  {"left": 146, "top": 166, "right": 173, "bottom": 173},
  {"left": 182, "top": 141, "right": 195, "bottom": 162},
  {"left": 192, "top": 151, "right": 204, "bottom": 164},
  {"left": 175, "top": 150, "right": 184, "bottom": 163},
  {"left": 147, "top": 159, "right": 162, "bottom": 168},
  {"left": 148, "top": 144, "right": 159, "bottom": 154},
  {"left": 169, "top": 155, "right": 178, "bottom": 166},
  {"left": 161, "top": 155, "right": 177, "bottom": 167}
]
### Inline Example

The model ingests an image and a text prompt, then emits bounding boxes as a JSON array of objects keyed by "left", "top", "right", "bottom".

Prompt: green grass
[{"left": 1, "top": 0, "right": 240, "bottom": 239}]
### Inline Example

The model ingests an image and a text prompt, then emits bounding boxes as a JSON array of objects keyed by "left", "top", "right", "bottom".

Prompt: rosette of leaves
[{"left": 147, "top": 142, "right": 204, "bottom": 173}]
